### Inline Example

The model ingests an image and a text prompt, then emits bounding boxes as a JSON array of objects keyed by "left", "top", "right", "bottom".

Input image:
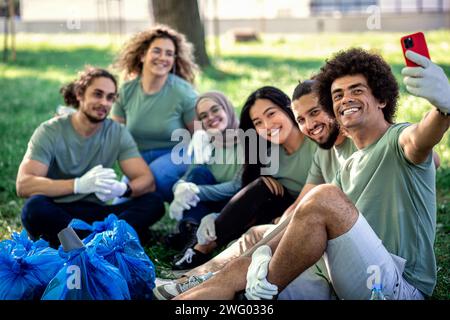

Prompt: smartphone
[{"left": 400, "top": 32, "right": 431, "bottom": 67}]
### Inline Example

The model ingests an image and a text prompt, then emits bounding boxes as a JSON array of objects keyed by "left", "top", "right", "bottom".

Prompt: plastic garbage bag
[
  {"left": 88, "top": 220, "right": 156, "bottom": 300},
  {"left": 10, "top": 229, "right": 49, "bottom": 253},
  {"left": 41, "top": 227, "right": 130, "bottom": 300},
  {"left": 68, "top": 214, "right": 138, "bottom": 245},
  {"left": 0, "top": 231, "right": 64, "bottom": 300}
]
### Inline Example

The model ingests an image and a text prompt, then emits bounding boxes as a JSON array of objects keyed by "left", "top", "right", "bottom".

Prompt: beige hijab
[{"left": 195, "top": 91, "right": 239, "bottom": 148}]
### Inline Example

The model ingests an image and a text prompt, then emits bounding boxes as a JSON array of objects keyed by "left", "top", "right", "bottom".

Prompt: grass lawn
[{"left": 0, "top": 31, "right": 449, "bottom": 299}]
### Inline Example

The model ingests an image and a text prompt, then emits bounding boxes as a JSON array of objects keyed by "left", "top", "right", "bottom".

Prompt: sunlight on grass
[
  {"left": 0, "top": 67, "right": 72, "bottom": 83},
  {"left": 0, "top": 30, "right": 449, "bottom": 298}
]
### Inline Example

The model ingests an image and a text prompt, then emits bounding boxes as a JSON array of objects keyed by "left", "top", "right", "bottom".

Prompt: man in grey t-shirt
[{"left": 17, "top": 67, "right": 164, "bottom": 247}]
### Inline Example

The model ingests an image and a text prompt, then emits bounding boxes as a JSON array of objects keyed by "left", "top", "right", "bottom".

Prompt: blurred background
[{"left": 0, "top": 0, "right": 449, "bottom": 299}]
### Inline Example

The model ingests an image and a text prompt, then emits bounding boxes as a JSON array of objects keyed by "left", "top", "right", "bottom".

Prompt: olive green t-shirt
[
  {"left": 272, "top": 137, "right": 317, "bottom": 197},
  {"left": 207, "top": 143, "right": 243, "bottom": 183},
  {"left": 306, "top": 137, "right": 357, "bottom": 185},
  {"left": 24, "top": 114, "right": 141, "bottom": 204},
  {"left": 111, "top": 74, "right": 197, "bottom": 151},
  {"left": 333, "top": 123, "right": 436, "bottom": 296}
]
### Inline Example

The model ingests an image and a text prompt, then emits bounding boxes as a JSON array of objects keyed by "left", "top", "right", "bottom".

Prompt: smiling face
[
  {"left": 331, "top": 74, "right": 386, "bottom": 130},
  {"left": 197, "top": 98, "right": 229, "bottom": 133},
  {"left": 141, "top": 37, "right": 176, "bottom": 78},
  {"left": 292, "top": 92, "right": 339, "bottom": 149},
  {"left": 77, "top": 77, "right": 117, "bottom": 123},
  {"left": 249, "top": 98, "right": 294, "bottom": 145}
]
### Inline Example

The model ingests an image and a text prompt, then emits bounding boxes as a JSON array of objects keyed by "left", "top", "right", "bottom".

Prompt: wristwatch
[{"left": 123, "top": 184, "right": 132, "bottom": 198}]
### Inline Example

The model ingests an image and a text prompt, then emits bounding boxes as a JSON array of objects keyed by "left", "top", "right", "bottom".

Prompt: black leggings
[{"left": 214, "top": 177, "right": 294, "bottom": 247}]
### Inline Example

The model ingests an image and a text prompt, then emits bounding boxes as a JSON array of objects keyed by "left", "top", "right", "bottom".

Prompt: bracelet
[
  {"left": 437, "top": 108, "right": 450, "bottom": 117},
  {"left": 123, "top": 184, "right": 132, "bottom": 198}
]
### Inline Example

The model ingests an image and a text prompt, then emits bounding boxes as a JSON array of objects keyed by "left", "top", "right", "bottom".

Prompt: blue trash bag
[
  {"left": 10, "top": 229, "right": 49, "bottom": 253},
  {"left": 0, "top": 232, "right": 64, "bottom": 300},
  {"left": 88, "top": 220, "right": 156, "bottom": 300},
  {"left": 41, "top": 243, "right": 131, "bottom": 300},
  {"left": 68, "top": 214, "right": 138, "bottom": 245}
]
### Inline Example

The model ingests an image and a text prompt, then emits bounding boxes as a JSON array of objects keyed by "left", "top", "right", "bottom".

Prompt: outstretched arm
[{"left": 399, "top": 51, "right": 450, "bottom": 164}]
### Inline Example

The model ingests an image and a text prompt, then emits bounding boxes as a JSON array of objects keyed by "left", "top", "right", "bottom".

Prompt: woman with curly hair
[{"left": 111, "top": 24, "right": 199, "bottom": 202}]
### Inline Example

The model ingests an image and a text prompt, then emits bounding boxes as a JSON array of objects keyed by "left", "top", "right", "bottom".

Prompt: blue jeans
[
  {"left": 116, "top": 146, "right": 190, "bottom": 204},
  {"left": 178, "top": 166, "right": 229, "bottom": 233},
  {"left": 21, "top": 193, "right": 165, "bottom": 248}
]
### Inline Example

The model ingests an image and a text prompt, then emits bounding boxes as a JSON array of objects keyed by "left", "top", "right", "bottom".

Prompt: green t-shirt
[
  {"left": 24, "top": 114, "right": 141, "bottom": 204},
  {"left": 272, "top": 137, "right": 317, "bottom": 197},
  {"left": 207, "top": 143, "right": 243, "bottom": 183},
  {"left": 111, "top": 74, "right": 197, "bottom": 151},
  {"left": 306, "top": 137, "right": 357, "bottom": 185},
  {"left": 333, "top": 123, "right": 436, "bottom": 296}
]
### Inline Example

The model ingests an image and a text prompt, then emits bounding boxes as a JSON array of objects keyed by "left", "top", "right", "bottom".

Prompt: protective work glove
[
  {"left": 95, "top": 180, "right": 127, "bottom": 202},
  {"left": 402, "top": 50, "right": 450, "bottom": 114},
  {"left": 168, "top": 201, "right": 185, "bottom": 221},
  {"left": 245, "top": 245, "right": 278, "bottom": 300},
  {"left": 187, "top": 130, "right": 213, "bottom": 164},
  {"left": 196, "top": 212, "right": 220, "bottom": 245},
  {"left": 73, "top": 165, "right": 117, "bottom": 195},
  {"left": 168, "top": 182, "right": 200, "bottom": 221}
]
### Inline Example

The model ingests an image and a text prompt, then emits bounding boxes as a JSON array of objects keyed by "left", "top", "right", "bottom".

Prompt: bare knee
[{"left": 292, "top": 184, "right": 358, "bottom": 238}]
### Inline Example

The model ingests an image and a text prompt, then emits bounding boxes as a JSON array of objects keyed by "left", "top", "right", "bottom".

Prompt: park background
[{"left": 0, "top": 0, "right": 449, "bottom": 299}]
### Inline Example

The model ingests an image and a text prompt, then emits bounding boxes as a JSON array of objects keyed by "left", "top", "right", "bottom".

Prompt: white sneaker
[
  {"left": 154, "top": 277, "right": 176, "bottom": 287},
  {"left": 153, "top": 272, "right": 214, "bottom": 300}
]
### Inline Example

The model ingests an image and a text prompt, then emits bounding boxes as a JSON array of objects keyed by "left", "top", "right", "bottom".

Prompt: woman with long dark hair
[{"left": 172, "top": 86, "right": 317, "bottom": 270}]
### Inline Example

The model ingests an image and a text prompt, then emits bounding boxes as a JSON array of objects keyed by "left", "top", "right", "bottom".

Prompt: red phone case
[{"left": 400, "top": 32, "right": 431, "bottom": 67}]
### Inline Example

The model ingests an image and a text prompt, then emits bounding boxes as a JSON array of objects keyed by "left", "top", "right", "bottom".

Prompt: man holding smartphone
[{"left": 175, "top": 48, "right": 449, "bottom": 300}]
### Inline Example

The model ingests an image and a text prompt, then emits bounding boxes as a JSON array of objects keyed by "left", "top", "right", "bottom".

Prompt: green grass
[{"left": 0, "top": 31, "right": 449, "bottom": 299}]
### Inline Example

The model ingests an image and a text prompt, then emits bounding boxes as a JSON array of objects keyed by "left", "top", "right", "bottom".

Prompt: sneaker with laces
[
  {"left": 172, "top": 248, "right": 211, "bottom": 270},
  {"left": 152, "top": 272, "right": 214, "bottom": 300}
]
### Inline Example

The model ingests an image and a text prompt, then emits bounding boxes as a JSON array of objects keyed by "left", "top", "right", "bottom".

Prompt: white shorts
[
  {"left": 280, "top": 213, "right": 424, "bottom": 300},
  {"left": 279, "top": 256, "right": 335, "bottom": 300}
]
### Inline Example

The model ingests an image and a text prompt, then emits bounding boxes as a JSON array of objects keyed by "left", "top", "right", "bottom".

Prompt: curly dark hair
[
  {"left": 315, "top": 48, "right": 399, "bottom": 123},
  {"left": 60, "top": 66, "right": 117, "bottom": 108},
  {"left": 114, "top": 24, "right": 198, "bottom": 84}
]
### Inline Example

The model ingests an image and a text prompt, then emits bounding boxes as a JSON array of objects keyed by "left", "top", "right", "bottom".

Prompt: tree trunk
[
  {"left": 8, "top": 0, "right": 15, "bottom": 61},
  {"left": 151, "top": 0, "right": 210, "bottom": 68}
]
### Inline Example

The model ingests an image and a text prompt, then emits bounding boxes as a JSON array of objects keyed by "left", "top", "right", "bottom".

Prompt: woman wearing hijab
[
  {"left": 164, "top": 91, "right": 243, "bottom": 251},
  {"left": 172, "top": 86, "right": 317, "bottom": 270}
]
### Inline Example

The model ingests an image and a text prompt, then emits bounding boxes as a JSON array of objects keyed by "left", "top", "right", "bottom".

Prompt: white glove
[
  {"left": 169, "top": 182, "right": 200, "bottom": 221},
  {"left": 95, "top": 180, "right": 127, "bottom": 202},
  {"left": 245, "top": 245, "right": 278, "bottom": 300},
  {"left": 73, "top": 165, "right": 117, "bottom": 194},
  {"left": 402, "top": 50, "right": 450, "bottom": 114},
  {"left": 173, "top": 181, "right": 200, "bottom": 208},
  {"left": 187, "top": 130, "right": 213, "bottom": 164},
  {"left": 168, "top": 200, "right": 185, "bottom": 221},
  {"left": 196, "top": 212, "right": 220, "bottom": 245}
]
